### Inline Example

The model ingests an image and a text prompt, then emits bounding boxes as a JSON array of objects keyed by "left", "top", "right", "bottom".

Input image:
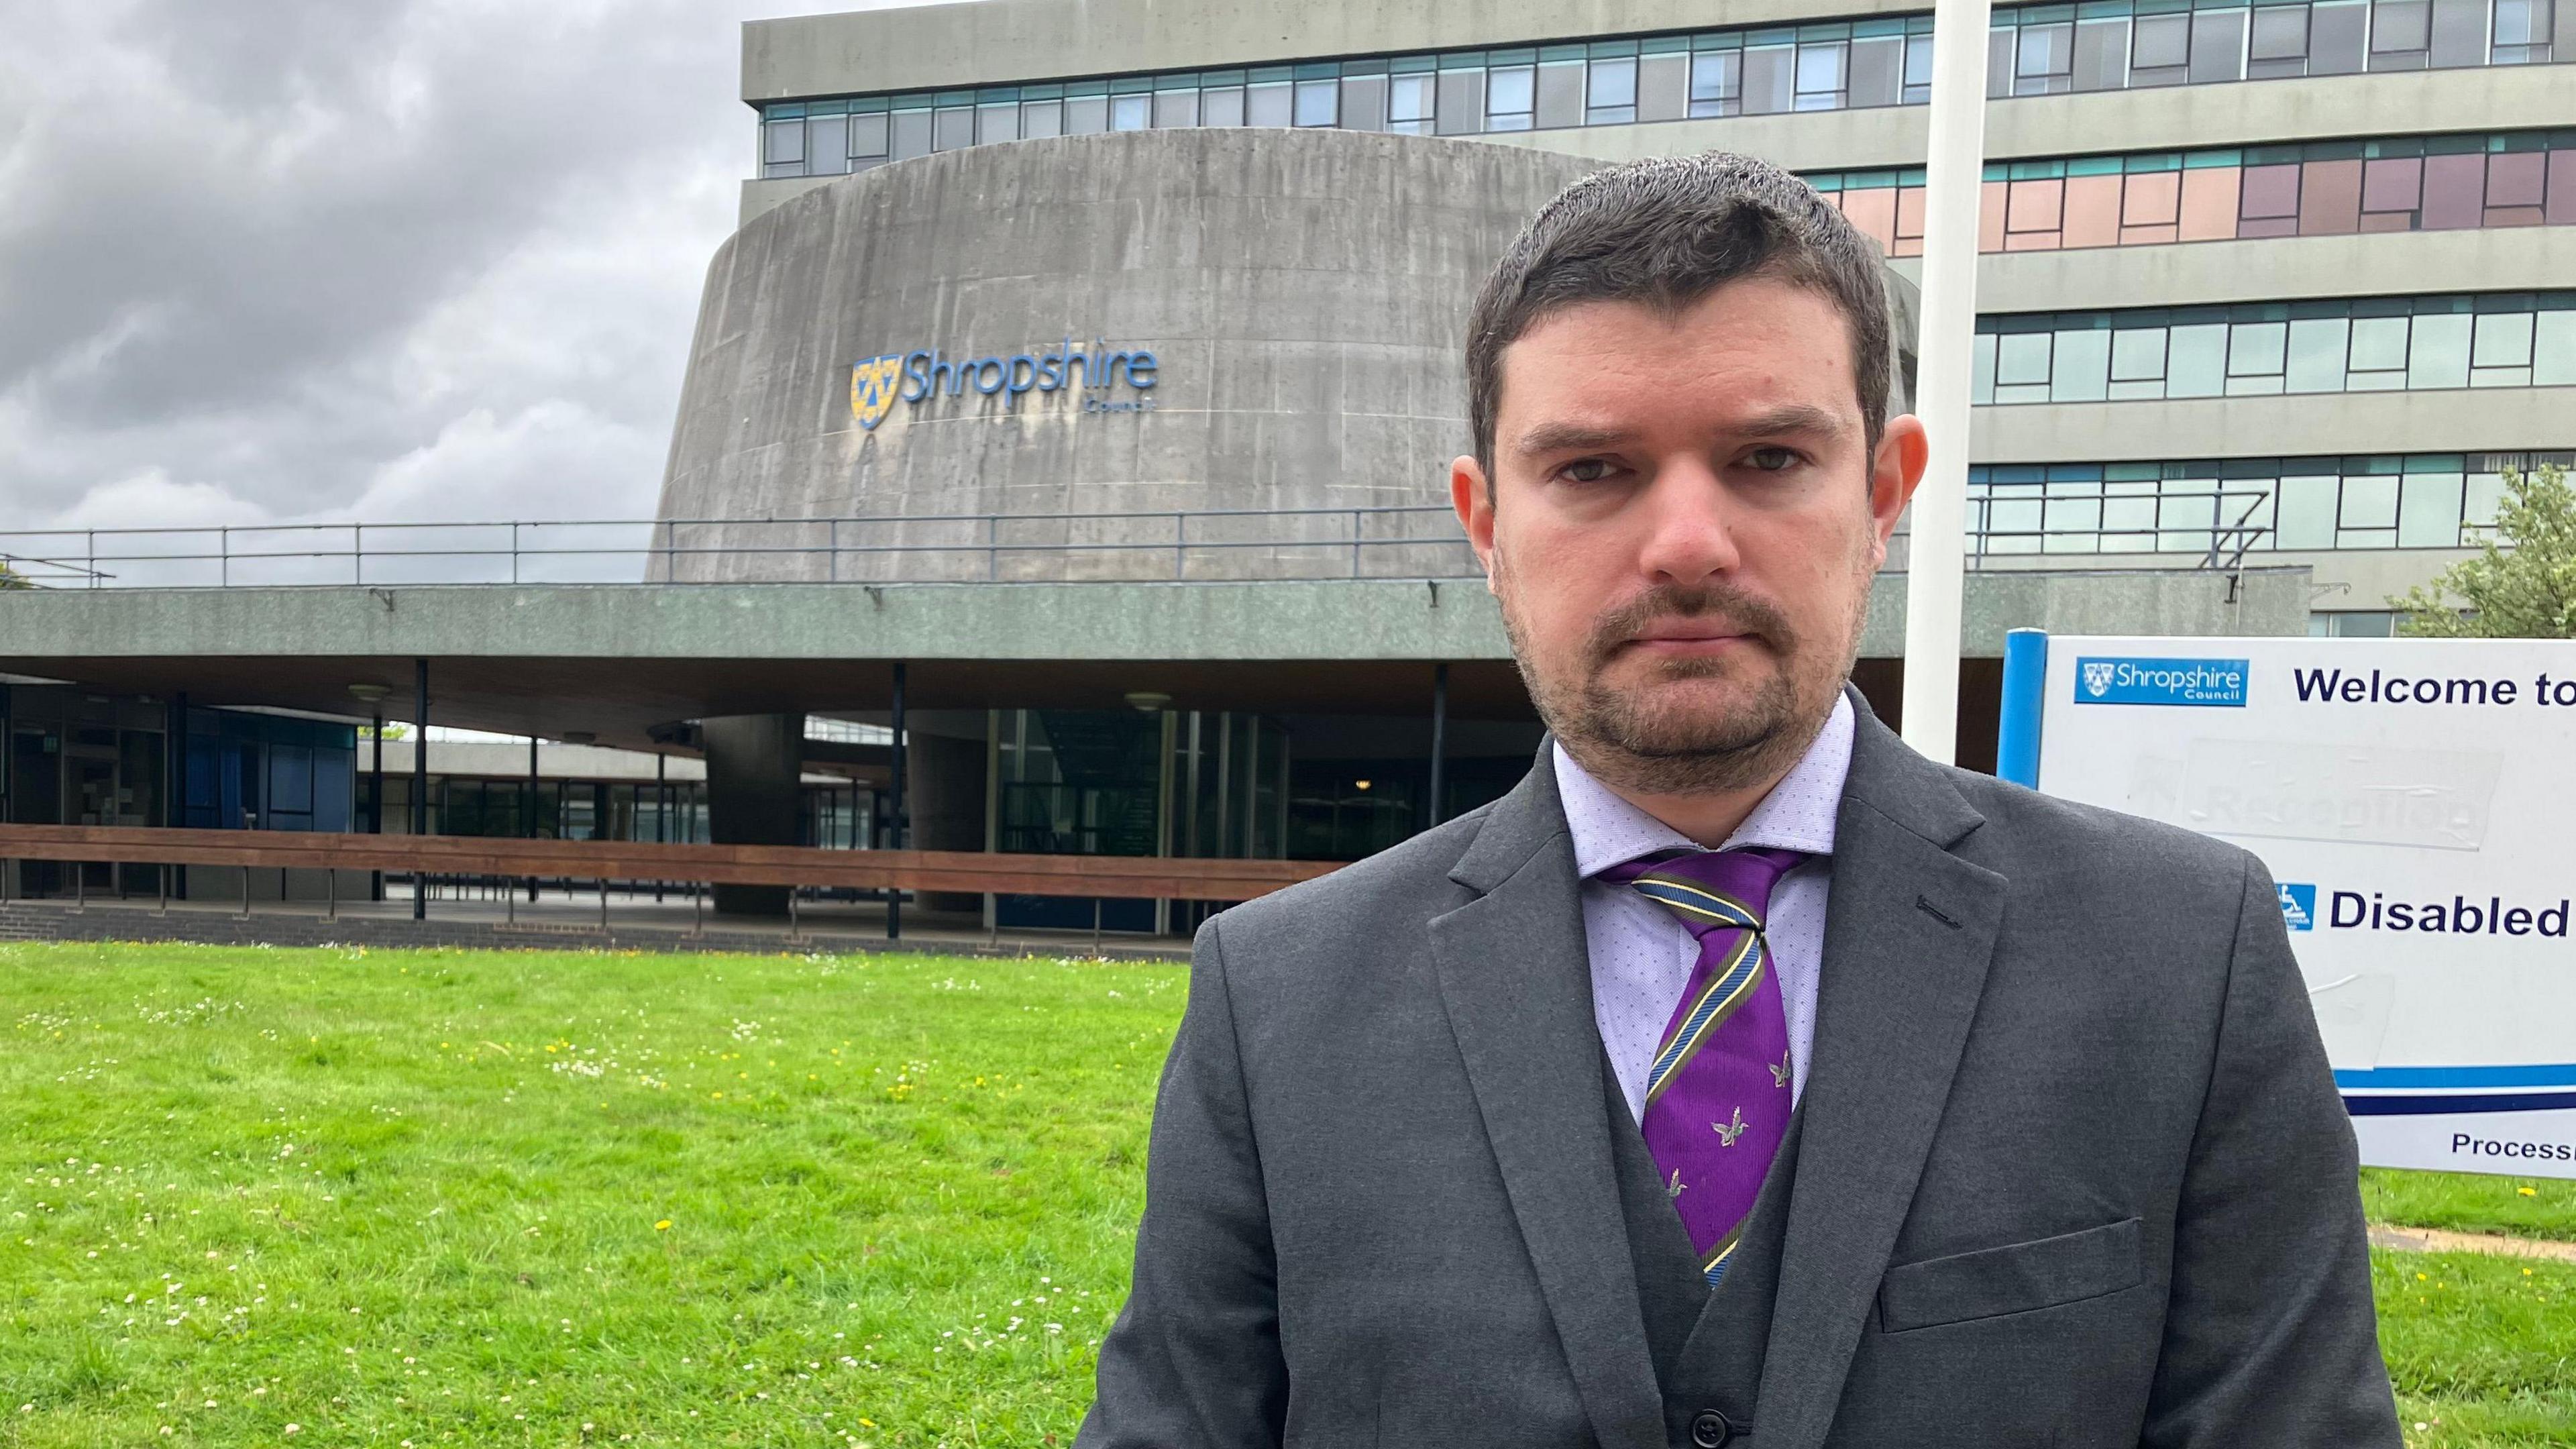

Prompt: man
[{"left": 1079, "top": 153, "right": 2399, "bottom": 1448}]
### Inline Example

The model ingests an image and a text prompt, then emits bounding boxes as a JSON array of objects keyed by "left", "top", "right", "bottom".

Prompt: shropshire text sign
[
  {"left": 2003, "top": 635, "right": 2576, "bottom": 1178},
  {"left": 849, "top": 337, "right": 1158, "bottom": 430}
]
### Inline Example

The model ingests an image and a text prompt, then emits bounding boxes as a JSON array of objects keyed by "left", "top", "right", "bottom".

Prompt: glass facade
[
  {"left": 1987, "top": 0, "right": 2565, "bottom": 95},
  {"left": 1973, "top": 290, "right": 2576, "bottom": 401},
  {"left": 1966, "top": 449, "right": 2572, "bottom": 556},
  {"left": 755, "top": 0, "right": 2565, "bottom": 178},
  {"left": 1814, "top": 128, "right": 2576, "bottom": 256}
]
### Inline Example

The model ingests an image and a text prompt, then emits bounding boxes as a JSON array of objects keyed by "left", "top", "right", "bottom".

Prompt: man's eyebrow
[
  {"left": 1734, "top": 403, "right": 1851, "bottom": 439},
  {"left": 1513, "top": 422, "right": 1635, "bottom": 457}
]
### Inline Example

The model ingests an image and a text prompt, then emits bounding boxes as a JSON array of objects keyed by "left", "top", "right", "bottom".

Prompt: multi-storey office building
[{"left": 738, "top": 0, "right": 2569, "bottom": 632}]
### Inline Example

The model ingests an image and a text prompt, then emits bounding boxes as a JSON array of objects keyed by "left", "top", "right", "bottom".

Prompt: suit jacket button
[{"left": 1689, "top": 1409, "right": 1734, "bottom": 1447}]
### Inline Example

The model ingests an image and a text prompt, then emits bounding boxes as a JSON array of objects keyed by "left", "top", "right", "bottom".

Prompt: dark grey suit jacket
[{"left": 1079, "top": 698, "right": 2400, "bottom": 1448}]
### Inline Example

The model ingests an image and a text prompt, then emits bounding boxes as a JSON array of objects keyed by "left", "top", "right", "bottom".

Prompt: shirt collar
[{"left": 1553, "top": 692, "right": 1856, "bottom": 879}]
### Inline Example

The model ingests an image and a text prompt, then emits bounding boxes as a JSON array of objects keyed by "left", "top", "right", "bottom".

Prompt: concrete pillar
[
  {"left": 702, "top": 712, "right": 802, "bottom": 916},
  {"left": 907, "top": 728, "right": 989, "bottom": 913}
]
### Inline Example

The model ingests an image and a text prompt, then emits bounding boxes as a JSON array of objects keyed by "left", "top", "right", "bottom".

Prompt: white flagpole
[{"left": 1900, "top": 0, "right": 1995, "bottom": 763}]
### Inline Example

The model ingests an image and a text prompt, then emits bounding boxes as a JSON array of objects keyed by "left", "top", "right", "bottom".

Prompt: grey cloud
[{"left": 0, "top": 0, "right": 912, "bottom": 537}]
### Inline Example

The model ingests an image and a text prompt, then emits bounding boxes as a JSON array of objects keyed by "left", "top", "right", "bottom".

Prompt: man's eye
[
  {"left": 1560, "top": 458, "right": 1616, "bottom": 484},
  {"left": 1746, "top": 447, "right": 1801, "bottom": 472}
]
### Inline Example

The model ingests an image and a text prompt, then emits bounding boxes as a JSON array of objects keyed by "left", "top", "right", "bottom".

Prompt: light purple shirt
[{"left": 1553, "top": 694, "right": 1856, "bottom": 1125}]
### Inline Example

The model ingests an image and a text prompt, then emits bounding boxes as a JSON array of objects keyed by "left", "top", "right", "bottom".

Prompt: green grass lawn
[{"left": 1, "top": 942, "right": 2569, "bottom": 1448}]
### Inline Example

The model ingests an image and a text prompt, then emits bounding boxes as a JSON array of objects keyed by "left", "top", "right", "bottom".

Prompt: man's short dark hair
[{"left": 1466, "top": 151, "right": 1893, "bottom": 479}]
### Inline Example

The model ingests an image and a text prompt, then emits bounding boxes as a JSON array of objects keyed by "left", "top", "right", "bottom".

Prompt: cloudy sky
[{"left": 1, "top": 0, "right": 918, "bottom": 535}]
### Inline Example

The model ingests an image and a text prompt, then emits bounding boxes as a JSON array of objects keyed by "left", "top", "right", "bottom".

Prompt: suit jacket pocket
[{"left": 1876, "top": 1216, "right": 2143, "bottom": 1333}]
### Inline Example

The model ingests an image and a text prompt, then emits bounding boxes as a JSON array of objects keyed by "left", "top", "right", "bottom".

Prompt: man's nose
[{"left": 1632, "top": 462, "right": 1742, "bottom": 585}]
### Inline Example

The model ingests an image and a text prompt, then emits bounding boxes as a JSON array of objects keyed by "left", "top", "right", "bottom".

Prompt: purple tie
[{"left": 1603, "top": 846, "right": 1807, "bottom": 1285}]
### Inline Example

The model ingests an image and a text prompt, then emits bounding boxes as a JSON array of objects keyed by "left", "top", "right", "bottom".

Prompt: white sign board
[{"left": 2012, "top": 635, "right": 2576, "bottom": 1179}]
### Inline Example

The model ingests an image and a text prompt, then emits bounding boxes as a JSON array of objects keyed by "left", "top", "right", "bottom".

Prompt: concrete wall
[
  {"left": 1, "top": 570, "right": 2308, "bottom": 670},
  {"left": 664, "top": 129, "right": 1609, "bottom": 581}
]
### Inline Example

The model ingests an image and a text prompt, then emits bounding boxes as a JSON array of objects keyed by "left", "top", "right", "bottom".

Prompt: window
[
  {"left": 2249, "top": 3, "right": 2314, "bottom": 75},
  {"left": 2167, "top": 322, "right": 2229, "bottom": 396},
  {"left": 2190, "top": 6, "right": 2250, "bottom": 82},
  {"left": 2110, "top": 327, "right": 2169, "bottom": 398},
  {"left": 1062, "top": 93, "right": 1108, "bottom": 134},
  {"left": 2400, "top": 466, "right": 2468, "bottom": 545},
  {"left": 1340, "top": 72, "right": 1389, "bottom": 131},
  {"left": 2408, "top": 311, "right": 2473, "bottom": 388},
  {"left": 1796, "top": 38, "right": 1850, "bottom": 108},
  {"left": 1246, "top": 72, "right": 1293, "bottom": 127},
  {"left": 1536, "top": 52, "right": 1587, "bottom": 127},
  {"left": 804, "top": 113, "right": 849, "bottom": 175},
  {"left": 2054, "top": 327, "right": 2114, "bottom": 399},
  {"left": 2493, "top": 0, "right": 2555, "bottom": 59},
  {"left": 1485, "top": 63, "right": 1536, "bottom": 129},
  {"left": 2227, "top": 320, "right": 2290, "bottom": 393},
  {"left": 1995, "top": 330, "right": 2055, "bottom": 402},
  {"left": 2311, "top": 609, "right": 2399, "bottom": 635},
  {"left": 2472, "top": 309, "right": 2536, "bottom": 384},
  {"left": 1689, "top": 50, "right": 1742, "bottom": 115},
  {"left": 762, "top": 113, "right": 805, "bottom": 178},
  {"left": 1109, "top": 93, "right": 1151, "bottom": 131},
  {"left": 934, "top": 103, "right": 975, "bottom": 150},
  {"left": 1389, "top": 73, "right": 1436, "bottom": 132},
  {"left": 2371, "top": 0, "right": 2432, "bottom": 65},
  {"left": 1293, "top": 76, "right": 1339, "bottom": 126},
  {"left": 891, "top": 107, "right": 934, "bottom": 158},
  {"left": 1587, "top": 56, "right": 1639, "bottom": 123},
  {"left": 2074, "top": 12, "right": 2132, "bottom": 89},
  {"left": 2284, "top": 317, "right": 2350, "bottom": 390},
  {"left": 2429, "top": 0, "right": 2490, "bottom": 64},
  {"left": 1743, "top": 34, "right": 1796, "bottom": 111},
  {"left": 1904, "top": 32, "right": 1937, "bottom": 100},
  {"left": 2132, "top": 11, "right": 2194, "bottom": 82},
  {"left": 1152, "top": 86, "right": 1198, "bottom": 129},
  {"left": 2016, "top": 19, "right": 2076, "bottom": 93},
  {"left": 2311, "top": 0, "right": 2371, "bottom": 69},
  {"left": 977, "top": 101, "right": 1020, "bottom": 144}
]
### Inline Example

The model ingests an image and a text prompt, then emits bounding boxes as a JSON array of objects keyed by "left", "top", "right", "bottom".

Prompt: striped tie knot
[{"left": 1607, "top": 845, "right": 1807, "bottom": 941}]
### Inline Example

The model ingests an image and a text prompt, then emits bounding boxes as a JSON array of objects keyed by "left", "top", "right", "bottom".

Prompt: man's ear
[
  {"left": 1867, "top": 415, "right": 1930, "bottom": 567},
  {"left": 1451, "top": 454, "right": 1499, "bottom": 594}
]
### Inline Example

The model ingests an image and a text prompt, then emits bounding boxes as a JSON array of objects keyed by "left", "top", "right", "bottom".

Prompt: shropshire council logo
[
  {"left": 2071, "top": 655, "right": 2250, "bottom": 706},
  {"left": 850, "top": 353, "right": 906, "bottom": 430}
]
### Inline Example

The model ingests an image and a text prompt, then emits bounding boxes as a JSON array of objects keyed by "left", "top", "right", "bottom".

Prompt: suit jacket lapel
[
  {"left": 1430, "top": 753, "right": 1666, "bottom": 1449},
  {"left": 1754, "top": 700, "right": 2006, "bottom": 1449}
]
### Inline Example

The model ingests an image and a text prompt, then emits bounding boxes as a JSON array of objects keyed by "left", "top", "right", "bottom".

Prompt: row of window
[
  {"left": 1990, "top": 0, "right": 2559, "bottom": 97},
  {"left": 1964, "top": 450, "right": 2570, "bottom": 555},
  {"left": 755, "top": 0, "right": 2565, "bottom": 178},
  {"left": 1811, "top": 129, "right": 2576, "bottom": 254},
  {"left": 1972, "top": 292, "right": 2576, "bottom": 401}
]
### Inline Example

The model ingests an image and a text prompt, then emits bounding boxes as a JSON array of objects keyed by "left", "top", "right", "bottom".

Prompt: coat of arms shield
[{"left": 850, "top": 354, "right": 906, "bottom": 431}]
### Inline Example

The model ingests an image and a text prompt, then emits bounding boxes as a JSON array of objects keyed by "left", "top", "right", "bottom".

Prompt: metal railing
[
  {"left": 0, "top": 508, "right": 1481, "bottom": 588},
  {"left": 0, "top": 498, "right": 2279, "bottom": 590}
]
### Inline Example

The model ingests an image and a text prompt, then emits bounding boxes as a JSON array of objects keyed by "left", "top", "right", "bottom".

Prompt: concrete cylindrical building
[{"left": 658, "top": 128, "right": 1601, "bottom": 582}]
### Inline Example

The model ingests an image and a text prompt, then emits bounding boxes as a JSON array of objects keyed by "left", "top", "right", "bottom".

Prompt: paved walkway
[
  {"left": 0, "top": 889, "right": 1194, "bottom": 961},
  {"left": 2369, "top": 1224, "right": 2576, "bottom": 1263}
]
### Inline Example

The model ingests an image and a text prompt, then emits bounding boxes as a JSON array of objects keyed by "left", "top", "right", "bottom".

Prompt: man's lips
[{"left": 1620, "top": 623, "right": 1760, "bottom": 654}]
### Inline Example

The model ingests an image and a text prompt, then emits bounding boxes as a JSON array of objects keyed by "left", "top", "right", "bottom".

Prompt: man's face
[{"left": 1452, "top": 275, "right": 1926, "bottom": 796}]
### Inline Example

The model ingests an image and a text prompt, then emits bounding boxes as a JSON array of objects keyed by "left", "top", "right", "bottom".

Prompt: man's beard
[{"left": 1501, "top": 569, "right": 1858, "bottom": 796}]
